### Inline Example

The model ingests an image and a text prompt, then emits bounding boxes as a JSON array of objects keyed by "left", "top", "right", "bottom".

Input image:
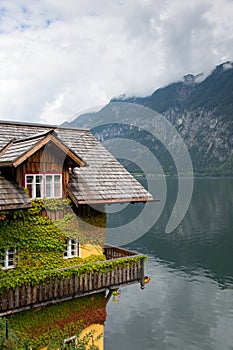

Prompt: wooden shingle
[
  {"left": 0, "top": 174, "right": 31, "bottom": 210},
  {"left": 0, "top": 120, "right": 154, "bottom": 207}
]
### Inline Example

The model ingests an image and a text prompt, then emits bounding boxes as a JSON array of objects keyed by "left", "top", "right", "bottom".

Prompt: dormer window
[
  {"left": 25, "top": 174, "right": 62, "bottom": 199},
  {"left": 1, "top": 248, "right": 17, "bottom": 269}
]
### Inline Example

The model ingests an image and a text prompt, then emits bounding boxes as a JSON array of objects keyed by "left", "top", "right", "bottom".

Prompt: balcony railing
[{"left": 0, "top": 245, "right": 146, "bottom": 316}]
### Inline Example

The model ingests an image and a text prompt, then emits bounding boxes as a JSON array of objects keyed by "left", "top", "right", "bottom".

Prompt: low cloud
[{"left": 0, "top": 0, "right": 233, "bottom": 124}]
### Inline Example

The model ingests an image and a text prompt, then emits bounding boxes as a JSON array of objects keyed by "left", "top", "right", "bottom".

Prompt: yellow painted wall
[
  {"left": 41, "top": 324, "right": 104, "bottom": 350},
  {"left": 80, "top": 244, "right": 103, "bottom": 258},
  {"left": 80, "top": 323, "right": 104, "bottom": 350}
]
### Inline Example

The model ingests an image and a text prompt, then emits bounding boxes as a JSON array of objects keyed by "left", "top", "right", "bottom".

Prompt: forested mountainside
[{"left": 64, "top": 61, "right": 233, "bottom": 176}]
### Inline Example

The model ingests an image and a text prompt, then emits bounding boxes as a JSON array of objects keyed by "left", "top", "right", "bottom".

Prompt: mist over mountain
[{"left": 64, "top": 61, "right": 233, "bottom": 176}]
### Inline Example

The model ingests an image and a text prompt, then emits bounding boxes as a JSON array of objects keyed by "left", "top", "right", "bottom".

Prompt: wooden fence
[{"left": 0, "top": 246, "right": 145, "bottom": 316}]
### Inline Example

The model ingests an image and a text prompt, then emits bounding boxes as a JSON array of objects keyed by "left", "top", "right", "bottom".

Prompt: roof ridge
[
  {"left": 0, "top": 119, "right": 90, "bottom": 132},
  {"left": 13, "top": 129, "right": 54, "bottom": 143}
]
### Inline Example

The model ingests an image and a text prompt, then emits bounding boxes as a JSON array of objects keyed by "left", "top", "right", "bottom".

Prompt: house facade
[{"left": 0, "top": 120, "right": 153, "bottom": 318}]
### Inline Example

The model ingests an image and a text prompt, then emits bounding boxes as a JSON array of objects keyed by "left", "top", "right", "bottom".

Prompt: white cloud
[{"left": 0, "top": 0, "right": 233, "bottom": 124}]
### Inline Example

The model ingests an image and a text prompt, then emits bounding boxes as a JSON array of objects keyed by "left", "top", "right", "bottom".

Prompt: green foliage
[
  {"left": 78, "top": 213, "right": 106, "bottom": 228},
  {"left": 0, "top": 199, "right": 145, "bottom": 293},
  {"left": 0, "top": 199, "right": 146, "bottom": 349},
  {"left": 0, "top": 200, "right": 107, "bottom": 293},
  {"left": 42, "top": 198, "right": 72, "bottom": 211},
  {"left": 0, "top": 294, "right": 105, "bottom": 349},
  {"left": 0, "top": 253, "right": 144, "bottom": 293}
]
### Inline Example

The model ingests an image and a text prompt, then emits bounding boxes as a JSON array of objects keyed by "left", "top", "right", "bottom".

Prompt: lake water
[{"left": 105, "top": 178, "right": 233, "bottom": 350}]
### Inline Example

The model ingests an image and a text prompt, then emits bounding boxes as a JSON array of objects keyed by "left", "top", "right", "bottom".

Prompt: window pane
[
  {"left": 1, "top": 248, "right": 16, "bottom": 269},
  {"left": 27, "top": 184, "right": 33, "bottom": 198},
  {"left": 45, "top": 175, "right": 52, "bottom": 197},
  {"left": 71, "top": 239, "right": 77, "bottom": 256},
  {"left": 63, "top": 239, "right": 69, "bottom": 258},
  {"left": 54, "top": 183, "right": 61, "bottom": 197},
  {"left": 54, "top": 175, "right": 61, "bottom": 182},
  {"left": 46, "top": 184, "right": 52, "bottom": 197},
  {"left": 36, "top": 175, "right": 43, "bottom": 183},
  {"left": 8, "top": 249, "right": 15, "bottom": 267},
  {"left": 54, "top": 175, "right": 62, "bottom": 198},
  {"left": 46, "top": 182, "right": 52, "bottom": 197},
  {"left": 36, "top": 184, "right": 42, "bottom": 198},
  {"left": 46, "top": 175, "right": 52, "bottom": 183},
  {"left": 26, "top": 175, "right": 33, "bottom": 184}
]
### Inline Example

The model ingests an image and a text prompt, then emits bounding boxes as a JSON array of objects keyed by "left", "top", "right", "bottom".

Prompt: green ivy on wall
[
  {"left": 0, "top": 199, "right": 106, "bottom": 293},
  {"left": 0, "top": 199, "right": 145, "bottom": 293},
  {"left": 0, "top": 199, "right": 146, "bottom": 349}
]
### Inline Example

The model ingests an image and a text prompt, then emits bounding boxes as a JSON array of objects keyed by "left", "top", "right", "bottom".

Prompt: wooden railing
[
  {"left": 0, "top": 246, "right": 145, "bottom": 316},
  {"left": 103, "top": 244, "right": 138, "bottom": 259}
]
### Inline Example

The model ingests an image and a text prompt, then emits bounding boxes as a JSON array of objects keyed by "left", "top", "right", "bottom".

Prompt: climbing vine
[
  {"left": 0, "top": 199, "right": 107, "bottom": 293},
  {"left": 0, "top": 199, "right": 146, "bottom": 349},
  {"left": 0, "top": 199, "right": 145, "bottom": 293}
]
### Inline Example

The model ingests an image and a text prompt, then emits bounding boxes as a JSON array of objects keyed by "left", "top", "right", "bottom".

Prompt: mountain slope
[{"left": 64, "top": 61, "right": 233, "bottom": 176}]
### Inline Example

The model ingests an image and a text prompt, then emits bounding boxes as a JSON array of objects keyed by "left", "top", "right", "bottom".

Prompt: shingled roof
[
  {"left": 0, "top": 175, "right": 31, "bottom": 210},
  {"left": 0, "top": 129, "right": 85, "bottom": 168},
  {"left": 0, "top": 132, "right": 48, "bottom": 166},
  {"left": 0, "top": 120, "right": 153, "bottom": 208}
]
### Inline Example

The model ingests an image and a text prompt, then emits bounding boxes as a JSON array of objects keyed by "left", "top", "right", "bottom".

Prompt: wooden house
[{"left": 0, "top": 120, "right": 153, "bottom": 317}]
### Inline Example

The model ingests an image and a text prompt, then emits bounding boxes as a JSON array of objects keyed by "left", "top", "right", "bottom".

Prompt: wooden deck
[{"left": 0, "top": 245, "right": 146, "bottom": 316}]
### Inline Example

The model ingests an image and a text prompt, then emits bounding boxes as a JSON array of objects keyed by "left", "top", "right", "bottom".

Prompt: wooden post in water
[{"left": 140, "top": 259, "right": 145, "bottom": 289}]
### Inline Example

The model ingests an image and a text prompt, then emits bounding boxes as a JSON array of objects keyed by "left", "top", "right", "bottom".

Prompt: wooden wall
[{"left": 16, "top": 144, "right": 70, "bottom": 192}]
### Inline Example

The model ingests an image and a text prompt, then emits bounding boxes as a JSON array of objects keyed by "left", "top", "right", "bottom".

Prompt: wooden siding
[
  {"left": 0, "top": 246, "right": 145, "bottom": 316},
  {"left": 40, "top": 207, "right": 73, "bottom": 220},
  {"left": 73, "top": 203, "right": 106, "bottom": 218},
  {"left": 16, "top": 145, "right": 69, "bottom": 192}
]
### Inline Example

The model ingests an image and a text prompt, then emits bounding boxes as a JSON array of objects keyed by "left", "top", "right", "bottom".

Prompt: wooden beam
[
  {"left": 0, "top": 140, "right": 14, "bottom": 158},
  {"left": 77, "top": 197, "right": 156, "bottom": 204}
]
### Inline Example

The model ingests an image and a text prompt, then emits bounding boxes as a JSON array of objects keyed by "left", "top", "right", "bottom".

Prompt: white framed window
[
  {"left": 1, "top": 248, "right": 17, "bottom": 269},
  {"left": 25, "top": 174, "right": 62, "bottom": 199},
  {"left": 63, "top": 239, "right": 80, "bottom": 259},
  {"left": 45, "top": 174, "right": 62, "bottom": 198},
  {"left": 25, "top": 174, "right": 43, "bottom": 198}
]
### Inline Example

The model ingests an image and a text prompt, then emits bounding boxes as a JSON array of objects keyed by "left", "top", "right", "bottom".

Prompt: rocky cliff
[{"left": 64, "top": 61, "right": 233, "bottom": 176}]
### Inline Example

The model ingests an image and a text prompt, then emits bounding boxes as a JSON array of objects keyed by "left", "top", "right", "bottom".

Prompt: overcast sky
[{"left": 0, "top": 0, "right": 233, "bottom": 125}]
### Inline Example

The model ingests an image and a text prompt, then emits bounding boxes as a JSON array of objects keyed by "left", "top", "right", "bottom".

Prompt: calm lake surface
[{"left": 105, "top": 178, "right": 233, "bottom": 350}]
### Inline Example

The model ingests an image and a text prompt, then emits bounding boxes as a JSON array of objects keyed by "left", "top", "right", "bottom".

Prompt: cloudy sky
[{"left": 0, "top": 0, "right": 233, "bottom": 125}]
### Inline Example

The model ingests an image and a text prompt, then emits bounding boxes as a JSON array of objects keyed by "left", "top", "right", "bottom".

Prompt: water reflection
[
  {"left": 105, "top": 178, "right": 233, "bottom": 350},
  {"left": 118, "top": 178, "right": 233, "bottom": 287},
  {"left": 106, "top": 257, "right": 233, "bottom": 350}
]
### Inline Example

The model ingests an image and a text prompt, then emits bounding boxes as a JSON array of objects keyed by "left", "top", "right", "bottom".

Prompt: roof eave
[
  {"left": 0, "top": 161, "right": 13, "bottom": 167},
  {"left": 0, "top": 203, "right": 32, "bottom": 211},
  {"left": 76, "top": 197, "right": 156, "bottom": 205}
]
